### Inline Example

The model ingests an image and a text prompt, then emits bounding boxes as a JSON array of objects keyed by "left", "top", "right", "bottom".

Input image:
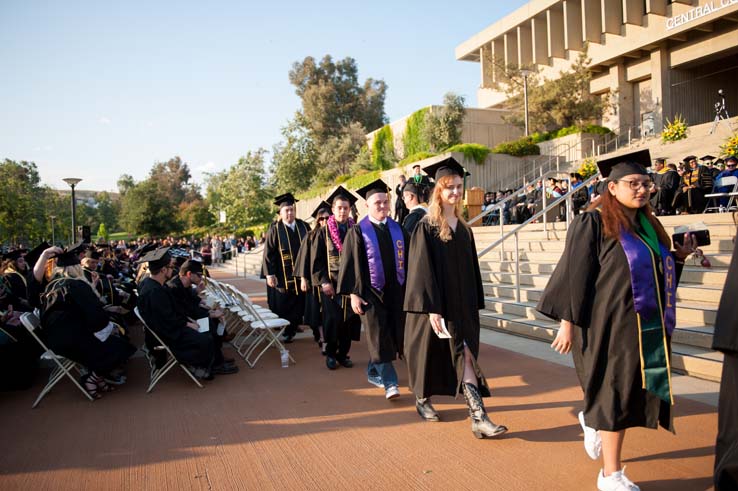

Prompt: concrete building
[{"left": 457, "top": 0, "right": 738, "bottom": 135}]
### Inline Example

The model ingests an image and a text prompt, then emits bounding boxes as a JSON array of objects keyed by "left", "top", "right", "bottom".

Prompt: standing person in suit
[
  {"left": 394, "top": 175, "right": 409, "bottom": 224},
  {"left": 401, "top": 182, "right": 428, "bottom": 235}
]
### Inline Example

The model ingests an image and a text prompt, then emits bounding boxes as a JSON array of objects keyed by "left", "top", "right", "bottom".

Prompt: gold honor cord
[
  {"left": 7, "top": 270, "right": 28, "bottom": 288},
  {"left": 325, "top": 229, "right": 350, "bottom": 321},
  {"left": 276, "top": 221, "right": 305, "bottom": 295},
  {"left": 635, "top": 234, "right": 674, "bottom": 405}
]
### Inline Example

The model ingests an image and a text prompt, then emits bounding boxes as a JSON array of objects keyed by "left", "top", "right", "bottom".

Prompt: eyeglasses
[
  {"left": 728, "top": 164, "right": 737, "bottom": 168},
  {"left": 617, "top": 179, "right": 652, "bottom": 191},
  {"left": 317, "top": 217, "right": 328, "bottom": 222}
]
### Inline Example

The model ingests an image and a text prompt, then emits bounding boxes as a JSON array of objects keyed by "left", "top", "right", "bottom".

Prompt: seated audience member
[
  {"left": 569, "top": 173, "right": 589, "bottom": 215},
  {"left": 672, "top": 155, "right": 714, "bottom": 213},
  {"left": 2, "top": 249, "right": 32, "bottom": 312},
  {"left": 649, "top": 157, "right": 680, "bottom": 215},
  {"left": 137, "top": 247, "right": 234, "bottom": 379},
  {"left": 710, "top": 155, "right": 738, "bottom": 209},
  {"left": 0, "top": 277, "right": 42, "bottom": 391},
  {"left": 39, "top": 243, "right": 136, "bottom": 398}
]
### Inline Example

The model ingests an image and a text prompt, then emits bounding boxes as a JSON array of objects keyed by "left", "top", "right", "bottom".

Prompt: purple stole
[{"left": 358, "top": 217, "right": 405, "bottom": 291}]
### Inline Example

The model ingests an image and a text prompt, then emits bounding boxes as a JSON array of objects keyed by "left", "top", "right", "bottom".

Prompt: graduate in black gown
[
  {"left": 311, "top": 187, "right": 362, "bottom": 370},
  {"left": 261, "top": 193, "right": 310, "bottom": 343},
  {"left": 137, "top": 247, "right": 217, "bottom": 378},
  {"left": 2, "top": 249, "right": 32, "bottom": 312},
  {"left": 294, "top": 200, "right": 331, "bottom": 350},
  {"left": 649, "top": 158, "right": 680, "bottom": 215},
  {"left": 403, "top": 157, "right": 507, "bottom": 438},
  {"left": 40, "top": 244, "right": 136, "bottom": 398},
  {"left": 537, "top": 149, "right": 696, "bottom": 491},
  {"left": 337, "top": 179, "right": 408, "bottom": 400},
  {"left": 400, "top": 182, "right": 427, "bottom": 235},
  {"left": 712, "top": 227, "right": 738, "bottom": 490}
]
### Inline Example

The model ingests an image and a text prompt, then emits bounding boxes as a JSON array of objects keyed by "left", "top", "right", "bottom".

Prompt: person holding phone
[
  {"left": 403, "top": 157, "right": 508, "bottom": 438},
  {"left": 537, "top": 149, "right": 696, "bottom": 491}
]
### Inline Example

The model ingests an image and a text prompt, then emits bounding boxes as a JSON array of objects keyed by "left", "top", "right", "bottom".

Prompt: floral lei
[{"left": 327, "top": 215, "right": 355, "bottom": 252}]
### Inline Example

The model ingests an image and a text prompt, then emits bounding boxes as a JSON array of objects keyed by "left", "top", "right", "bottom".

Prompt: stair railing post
[
  {"left": 542, "top": 187, "right": 548, "bottom": 232},
  {"left": 514, "top": 231, "right": 520, "bottom": 303}
]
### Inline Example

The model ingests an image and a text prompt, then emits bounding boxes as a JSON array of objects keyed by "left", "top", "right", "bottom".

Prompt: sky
[{"left": 0, "top": 1, "right": 528, "bottom": 192}]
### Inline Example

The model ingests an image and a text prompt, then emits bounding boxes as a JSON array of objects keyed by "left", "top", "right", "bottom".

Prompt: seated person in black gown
[
  {"left": 166, "top": 259, "right": 237, "bottom": 374},
  {"left": 40, "top": 243, "right": 136, "bottom": 398},
  {"left": 137, "top": 247, "right": 230, "bottom": 379},
  {"left": 2, "top": 249, "right": 32, "bottom": 312},
  {"left": 0, "top": 277, "right": 42, "bottom": 391}
]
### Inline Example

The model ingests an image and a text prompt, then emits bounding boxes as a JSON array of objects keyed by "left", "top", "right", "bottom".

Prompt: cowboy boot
[
  {"left": 415, "top": 397, "right": 440, "bottom": 422},
  {"left": 462, "top": 383, "right": 507, "bottom": 439}
]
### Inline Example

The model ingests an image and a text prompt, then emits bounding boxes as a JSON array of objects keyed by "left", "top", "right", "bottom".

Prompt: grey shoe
[
  {"left": 416, "top": 397, "right": 440, "bottom": 422},
  {"left": 462, "top": 383, "right": 507, "bottom": 439}
]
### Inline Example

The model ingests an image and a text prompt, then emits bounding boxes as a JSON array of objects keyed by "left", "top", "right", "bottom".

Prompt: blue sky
[{"left": 0, "top": 1, "right": 527, "bottom": 192}]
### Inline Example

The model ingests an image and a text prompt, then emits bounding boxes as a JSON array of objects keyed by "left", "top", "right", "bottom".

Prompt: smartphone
[{"left": 672, "top": 229, "right": 711, "bottom": 247}]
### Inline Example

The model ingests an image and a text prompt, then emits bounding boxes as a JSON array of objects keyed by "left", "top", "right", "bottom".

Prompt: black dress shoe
[
  {"left": 416, "top": 397, "right": 440, "bottom": 422},
  {"left": 338, "top": 358, "right": 353, "bottom": 368},
  {"left": 223, "top": 357, "right": 235, "bottom": 364},
  {"left": 212, "top": 364, "right": 239, "bottom": 375},
  {"left": 282, "top": 334, "right": 294, "bottom": 344},
  {"left": 326, "top": 357, "right": 338, "bottom": 370}
]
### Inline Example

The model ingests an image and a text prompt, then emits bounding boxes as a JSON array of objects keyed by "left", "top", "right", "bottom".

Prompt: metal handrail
[{"left": 476, "top": 172, "right": 601, "bottom": 302}]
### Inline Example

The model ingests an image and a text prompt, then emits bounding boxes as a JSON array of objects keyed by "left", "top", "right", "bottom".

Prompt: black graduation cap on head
[
  {"left": 403, "top": 182, "right": 421, "bottom": 197},
  {"left": 700, "top": 155, "right": 715, "bottom": 162},
  {"left": 3, "top": 248, "right": 27, "bottom": 261},
  {"left": 422, "top": 156, "right": 470, "bottom": 181},
  {"left": 326, "top": 185, "right": 357, "bottom": 206},
  {"left": 654, "top": 157, "right": 667, "bottom": 163},
  {"left": 355, "top": 179, "right": 390, "bottom": 200},
  {"left": 180, "top": 259, "right": 203, "bottom": 275},
  {"left": 25, "top": 241, "right": 50, "bottom": 267},
  {"left": 596, "top": 149, "right": 651, "bottom": 179},
  {"left": 273, "top": 192, "right": 298, "bottom": 208},
  {"left": 55, "top": 240, "right": 88, "bottom": 267},
  {"left": 139, "top": 246, "right": 171, "bottom": 270},
  {"left": 84, "top": 249, "right": 102, "bottom": 260},
  {"left": 683, "top": 155, "right": 697, "bottom": 164},
  {"left": 310, "top": 200, "right": 332, "bottom": 219}
]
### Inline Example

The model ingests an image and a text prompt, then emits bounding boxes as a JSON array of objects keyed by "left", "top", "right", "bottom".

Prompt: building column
[
  {"left": 532, "top": 15, "right": 550, "bottom": 65},
  {"left": 518, "top": 24, "right": 533, "bottom": 66},
  {"left": 563, "top": 0, "right": 583, "bottom": 51},
  {"left": 601, "top": 0, "right": 622, "bottom": 34},
  {"left": 610, "top": 63, "right": 635, "bottom": 132},
  {"left": 504, "top": 31, "right": 518, "bottom": 67},
  {"left": 582, "top": 0, "right": 602, "bottom": 43},
  {"left": 481, "top": 43, "right": 493, "bottom": 87},
  {"left": 547, "top": 5, "right": 566, "bottom": 59},
  {"left": 650, "top": 46, "right": 671, "bottom": 133}
]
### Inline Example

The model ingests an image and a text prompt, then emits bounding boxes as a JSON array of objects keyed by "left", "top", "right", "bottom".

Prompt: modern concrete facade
[{"left": 457, "top": 0, "right": 738, "bottom": 135}]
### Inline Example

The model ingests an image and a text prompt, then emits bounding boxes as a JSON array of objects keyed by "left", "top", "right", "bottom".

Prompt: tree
[
  {"left": 206, "top": 149, "right": 273, "bottom": 228},
  {"left": 424, "top": 93, "right": 466, "bottom": 151},
  {"left": 117, "top": 174, "right": 135, "bottom": 196},
  {"left": 314, "top": 123, "right": 368, "bottom": 185},
  {"left": 0, "top": 160, "right": 50, "bottom": 244},
  {"left": 120, "top": 179, "right": 182, "bottom": 237},
  {"left": 95, "top": 191, "right": 120, "bottom": 232},
  {"left": 97, "top": 223, "right": 109, "bottom": 242},
  {"left": 149, "top": 156, "right": 194, "bottom": 206},
  {"left": 270, "top": 117, "right": 317, "bottom": 193}
]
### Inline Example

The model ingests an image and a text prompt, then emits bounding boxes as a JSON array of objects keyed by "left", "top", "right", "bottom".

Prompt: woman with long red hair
[
  {"left": 538, "top": 149, "right": 696, "bottom": 491},
  {"left": 404, "top": 158, "right": 507, "bottom": 438}
]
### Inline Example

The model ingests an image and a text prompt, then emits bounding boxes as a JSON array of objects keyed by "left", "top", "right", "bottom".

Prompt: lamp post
[
  {"left": 62, "top": 178, "right": 82, "bottom": 243},
  {"left": 49, "top": 215, "right": 56, "bottom": 245},
  {"left": 520, "top": 68, "right": 533, "bottom": 137}
]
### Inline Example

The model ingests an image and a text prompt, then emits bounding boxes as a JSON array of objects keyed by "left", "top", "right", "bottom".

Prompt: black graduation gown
[
  {"left": 712, "top": 238, "right": 738, "bottom": 490},
  {"left": 40, "top": 278, "right": 135, "bottom": 375},
  {"left": 261, "top": 219, "right": 309, "bottom": 327},
  {"left": 650, "top": 170, "right": 680, "bottom": 213},
  {"left": 0, "top": 324, "right": 41, "bottom": 391},
  {"left": 311, "top": 225, "right": 361, "bottom": 347},
  {"left": 394, "top": 183, "right": 409, "bottom": 223},
  {"left": 294, "top": 229, "right": 322, "bottom": 331},
  {"left": 137, "top": 277, "right": 214, "bottom": 369},
  {"left": 3, "top": 269, "right": 32, "bottom": 311},
  {"left": 402, "top": 207, "right": 427, "bottom": 235},
  {"left": 403, "top": 219, "right": 491, "bottom": 398},
  {"left": 537, "top": 211, "right": 683, "bottom": 432},
  {"left": 337, "top": 220, "right": 407, "bottom": 363}
]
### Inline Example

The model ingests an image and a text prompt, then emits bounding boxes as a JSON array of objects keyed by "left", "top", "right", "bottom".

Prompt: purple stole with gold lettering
[{"left": 358, "top": 216, "right": 405, "bottom": 291}]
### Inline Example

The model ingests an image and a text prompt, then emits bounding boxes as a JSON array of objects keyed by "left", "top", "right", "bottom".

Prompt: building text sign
[{"left": 667, "top": 0, "right": 738, "bottom": 30}]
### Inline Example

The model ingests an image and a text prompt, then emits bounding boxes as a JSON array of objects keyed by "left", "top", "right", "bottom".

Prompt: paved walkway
[{"left": 0, "top": 269, "right": 718, "bottom": 490}]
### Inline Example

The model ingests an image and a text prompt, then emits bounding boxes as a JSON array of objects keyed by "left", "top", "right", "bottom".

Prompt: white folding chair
[
  {"left": 20, "top": 312, "right": 94, "bottom": 408},
  {"left": 239, "top": 299, "right": 293, "bottom": 368},
  {"left": 134, "top": 307, "right": 203, "bottom": 393},
  {"left": 704, "top": 175, "right": 738, "bottom": 212}
]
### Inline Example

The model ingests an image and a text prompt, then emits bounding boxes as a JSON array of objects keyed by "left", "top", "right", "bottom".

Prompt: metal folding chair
[
  {"left": 20, "top": 312, "right": 94, "bottom": 408},
  {"left": 704, "top": 176, "right": 738, "bottom": 212},
  {"left": 133, "top": 307, "right": 203, "bottom": 392}
]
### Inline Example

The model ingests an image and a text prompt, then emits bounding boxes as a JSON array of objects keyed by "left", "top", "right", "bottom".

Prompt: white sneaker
[
  {"left": 385, "top": 386, "right": 400, "bottom": 400},
  {"left": 579, "top": 411, "right": 602, "bottom": 460},
  {"left": 597, "top": 467, "right": 640, "bottom": 491}
]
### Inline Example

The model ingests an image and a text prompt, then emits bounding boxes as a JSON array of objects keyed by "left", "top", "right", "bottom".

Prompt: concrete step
[
  {"left": 479, "top": 311, "right": 722, "bottom": 382},
  {"left": 477, "top": 236, "right": 735, "bottom": 255}
]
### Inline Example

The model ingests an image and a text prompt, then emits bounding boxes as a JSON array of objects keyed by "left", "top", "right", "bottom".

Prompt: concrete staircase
[
  {"left": 474, "top": 213, "right": 735, "bottom": 382},
  {"left": 223, "top": 246, "right": 264, "bottom": 277}
]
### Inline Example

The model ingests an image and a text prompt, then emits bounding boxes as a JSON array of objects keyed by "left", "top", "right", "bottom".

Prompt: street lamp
[
  {"left": 49, "top": 215, "right": 56, "bottom": 245},
  {"left": 520, "top": 68, "right": 533, "bottom": 137},
  {"left": 62, "top": 178, "right": 82, "bottom": 244}
]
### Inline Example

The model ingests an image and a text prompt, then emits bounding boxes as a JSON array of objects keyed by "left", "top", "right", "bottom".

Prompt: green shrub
[
  {"left": 661, "top": 115, "right": 688, "bottom": 142},
  {"left": 491, "top": 137, "right": 541, "bottom": 157},
  {"left": 445, "top": 143, "right": 491, "bottom": 165},
  {"left": 402, "top": 108, "right": 430, "bottom": 157},
  {"left": 399, "top": 151, "right": 437, "bottom": 166}
]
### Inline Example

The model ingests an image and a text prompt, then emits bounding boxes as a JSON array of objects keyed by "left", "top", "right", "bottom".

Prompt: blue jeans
[{"left": 367, "top": 361, "right": 398, "bottom": 389}]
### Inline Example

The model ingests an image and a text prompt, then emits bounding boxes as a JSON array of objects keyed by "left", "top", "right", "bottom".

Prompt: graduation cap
[
  {"left": 273, "top": 193, "right": 298, "bottom": 208},
  {"left": 596, "top": 149, "right": 651, "bottom": 179},
  {"left": 83, "top": 249, "right": 102, "bottom": 260},
  {"left": 725, "top": 155, "right": 738, "bottom": 163},
  {"left": 700, "top": 155, "right": 716, "bottom": 162},
  {"left": 55, "top": 241, "right": 88, "bottom": 267},
  {"left": 422, "top": 156, "right": 470, "bottom": 181},
  {"left": 311, "top": 200, "right": 332, "bottom": 219},
  {"left": 180, "top": 259, "right": 203, "bottom": 275},
  {"left": 326, "top": 186, "right": 357, "bottom": 206},
  {"left": 683, "top": 155, "right": 697, "bottom": 163},
  {"left": 355, "top": 179, "right": 390, "bottom": 200},
  {"left": 2, "top": 248, "right": 27, "bottom": 261},
  {"left": 25, "top": 241, "right": 50, "bottom": 267},
  {"left": 139, "top": 247, "right": 171, "bottom": 270},
  {"left": 654, "top": 157, "right": 667, "bottom": 163},
  {"left": 403, "top": 182, "right": 421, "bottom": 197},
  {"left": 133, "top": 243, "right": 156, "bottom": 256}
]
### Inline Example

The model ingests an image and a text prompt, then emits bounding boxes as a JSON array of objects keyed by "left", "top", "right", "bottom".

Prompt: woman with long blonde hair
[{"left": 403, "top": 158, "right": 508, "bottom": 438}]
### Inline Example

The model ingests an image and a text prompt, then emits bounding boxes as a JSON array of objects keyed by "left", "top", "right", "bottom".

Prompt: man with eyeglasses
[
  {"left": 671, "top": 155, "right": 713, "bottom": 214},
  {"left": 650, "top": 157, "right": 680, "bottom": 216},
  {"left": 712, "top": 155, "right": 738, "bottom": 209}
]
